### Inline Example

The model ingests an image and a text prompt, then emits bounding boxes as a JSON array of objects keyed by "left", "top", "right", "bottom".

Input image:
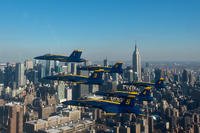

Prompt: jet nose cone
[
  {"left": 34, "top": 56, "right": 43, "bottom": 59},
  {"left": 80, "top": 59, "right": 86, "bottom": 63},
  {"left": 42, "top": 76, "right": 48, "bottom": 80},
  {"left": 42, "top": 76, "right": 56, "bottom": 81},
  {"left": 43, "top": 75, "right": 61, "bottom": 81}
]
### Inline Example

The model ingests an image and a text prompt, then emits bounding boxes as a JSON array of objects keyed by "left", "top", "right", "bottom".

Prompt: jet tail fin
[
  {"left": 69, "top": 50, "right": 82, "bottom": 59},
  {"left": 140, "top": 87, "right": 151, "bottom": 97},
  {"left": 111, "top": 62, "right": 123, "bottom": 74},
  {"left": 138, "top": 86, "right": 153, "bottom": 102},
  {"left": 155, "top": 78, "right": 165, "bottom": 89}
]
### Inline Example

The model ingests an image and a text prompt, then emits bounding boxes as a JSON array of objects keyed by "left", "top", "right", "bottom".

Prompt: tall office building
[
  {"left": 9, "top": 104, "right": 23, "bottom": 133},
  {"left": 148, "top": 116, "right": 154, "bottom": 133},
  {"left": 131, "top": 123, "right": 141, "bottom": 133},
  {"left": 112, "top": 73, "right": 119, "bottom": 84},
  {"left": 103, "top": 58, "right": 108, "bottom": 67},
  {"left": 154, "top": 68, "right": 162, "bottom": 82},
  {"left": 54, "top": 61, "right": 60, "bottom": 73},
  {"left": 26, "top": 69, "right": 38, "bottom": 84},
  {"left": 25, "top": 60, "right": 33, "bottom": 70},
  {"left": 38, "top": 64, "right": 45, "bottom": 79},
  {"left": 73, "top": 84, "right": 89, "bottom": 100},
  {"left": 45, "top": 60, "right": 51, "bottom": 76},
  {"left": 0, "top": 103, "right": 24, "bottom": 133},
  {"left": 57, "top": 81, "right": 66, "bottom": 102},
  {"left": 15, "top": 63, "right": 25, "bottom": 87},
  {"left": 71, "top": 63, "right": 77, "bottom": 75},
  {"left": 0, "top": 69, "right": 4, "bottom": 84},
  {"left": 182, "top": 69, "right": 189, "bottom": 83},
  {"left": 127, "top": 69, "right": 134, "bottom": 82},
  {"left": 66, "top": 87, "right": 72, "bottom": 101},
  {"left": 132, "top": 44, "right": 142, "bottom": 81},
  {"left": 4, "top": 65, "right": 15, "bottom": 88},
  {"left": 66, "top": 63, "right": 71, "bottom": 74}
]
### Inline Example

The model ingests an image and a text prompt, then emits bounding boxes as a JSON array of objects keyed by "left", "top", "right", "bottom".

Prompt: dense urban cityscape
[
  {"left": 0, "top": 1, "right": 200, "bottom": 133},
  {"left": 0, "top": 45, "right": 199, "bottom": 133}
]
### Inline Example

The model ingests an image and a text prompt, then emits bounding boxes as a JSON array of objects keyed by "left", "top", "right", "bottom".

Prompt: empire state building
[{"left": 132, "top": 44, "right": 142, "bottom": 81}]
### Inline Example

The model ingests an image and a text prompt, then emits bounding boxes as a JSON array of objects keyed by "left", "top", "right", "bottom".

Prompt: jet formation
[{"left": 35, "top": 50, "right": 166, "bottom": 115}]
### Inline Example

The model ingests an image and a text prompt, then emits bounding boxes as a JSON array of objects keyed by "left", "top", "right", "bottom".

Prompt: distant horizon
[
  {"left": 1, "top": 59, "right": 200, "bottom": 65},
  {"left": 0, "top": 1, "right": 199, "bottom": 62}
]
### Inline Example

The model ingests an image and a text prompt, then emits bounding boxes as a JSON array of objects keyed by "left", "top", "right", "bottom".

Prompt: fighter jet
[
  {"left": 62, "top": 95, "right": 143, "bottom": 115},
  {"left": 34, "top": 50, "right": 86, "bottom": 63},
  {"left": 95, "top": 86, "right": 153, "bottom": 102},
  {"left": 78, "top": 62, "right": 123, "bottom": 74},
  {"left": 42, "top": 69, "right": 104, "bottom": 85},
  {"left": 123, "top": 78, "right": 165, "bottom": 89}
]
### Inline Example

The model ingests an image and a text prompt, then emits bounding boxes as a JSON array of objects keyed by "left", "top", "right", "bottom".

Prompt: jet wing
[
  {"left": 43, "top": 75, "right": 67, "bottom": 81},
  {"left": 123, "top": 82, "right": 155, "bottom": 87},
  {"left": 95, "top": 91, "right": 138, "bottom": 99},
  {"left": 63, "top": 100, "right": 143, "bottom": 114},
  {"left": 62, "top": 100, "right": 112, "bottom": 110},
  {"left": 43, "top": 75, "right": 87, "bottom": 83},
  {"left": 78, "top": 66, "right": 106, "bottom": 71}
]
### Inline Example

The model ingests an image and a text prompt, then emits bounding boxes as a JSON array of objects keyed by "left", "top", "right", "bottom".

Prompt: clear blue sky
[{"left": 0, "top": 0, "right": 199, "bottom": 62}]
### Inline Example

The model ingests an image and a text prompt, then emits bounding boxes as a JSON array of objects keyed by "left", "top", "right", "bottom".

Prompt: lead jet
[
  {"left": 62, "top": 95, "right": 143, "bottom": 115},
  {"left": 42, "top": 69, "right": 104, "bottom": 85},
  {"left": 95, "top": 86, "right": 153, "bottom": 102},
  {"left": 123, "top": 78, "right": 165, "bottom": 89},
  {"left": 78, "top": 62, "right": 123, "bottom": 74},
  {"left": 34, "top": 50, "right": 86, "bottom": 63}
]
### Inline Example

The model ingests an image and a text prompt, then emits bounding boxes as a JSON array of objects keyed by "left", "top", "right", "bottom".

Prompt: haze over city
[
  {"left": 1, "top": 1, "right": 200, "bottom": 133},
  {"left": 0, "top": 0, "right": 200, "bottom": 62}
]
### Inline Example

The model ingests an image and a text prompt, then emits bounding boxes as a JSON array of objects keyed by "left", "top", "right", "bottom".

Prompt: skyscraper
[
  {"left": 45, "top": 60, "right": 51, "bottom": 76},
  {"left": 103, "top": 58, "right": 108, "bottom": 67},
  {"left": 57, "top": 81, "right": 66, "bottom": 103},
  {"left": 0, "top": 103, "right": 24, "bottom": 133},
  {"left": 132, "top": 44, "right": 142, "bottom": 81},
  {"left": 24, "top": 60, "right": 33, "bottom": 70},
  {"left": 154, "top": 68, "right": 162, "bottom": 82},
  {"left": 182, "top": 69, "right": 189, "bottom": 83},
  {"left": 15, "top": 63, "right": 25, "bottom": 87},
  {"left": 37, "top": 64, "right": 45, "bottom": 79},
  {"left": 71, "top": 63, "right": 77, "bottom": 75},
  {"left": 4, "top": 65, "right": 15, "bottom": 88}
]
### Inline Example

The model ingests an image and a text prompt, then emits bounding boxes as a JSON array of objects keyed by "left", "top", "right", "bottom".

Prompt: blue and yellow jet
[
  {"left": 78, "top": 62, "right": 123, "bottom": 74},
  {"left": 34, "top": 50, "right": 86, "bottom": 63},
  {"left": 63, "top": 96, "right": 143, "bottom": 115},
  {"left": 123, "top": 78, "right": 165, "bottom": 90},
  {"left": 42, "top": 69, "right": 104, "bottom": 85},
  {"left": 95, "top": 87, "right": 153, "bottom": 102}
]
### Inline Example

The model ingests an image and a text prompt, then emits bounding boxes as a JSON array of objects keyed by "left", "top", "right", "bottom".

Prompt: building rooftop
[
  {"left": 47, "top": 115, "right": 60, "bottom": 121},
  {"left": 59, "top": 126, "right": 73, "bottom": 131},
  {"left": 26, "top": 119, "right": 47, "bottom": 125},
  {"left": 44, "top": 128, "right": 61, "bottom": 133}
]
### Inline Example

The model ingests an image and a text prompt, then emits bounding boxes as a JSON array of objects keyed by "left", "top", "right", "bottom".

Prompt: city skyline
[{"left": 0, "top": 0, "right": 200, "bottom": 62}]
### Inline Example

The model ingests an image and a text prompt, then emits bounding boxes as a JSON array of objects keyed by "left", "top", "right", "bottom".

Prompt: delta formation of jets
[{"left": 34, "top": 50, "right": 166, "bottom": 115}]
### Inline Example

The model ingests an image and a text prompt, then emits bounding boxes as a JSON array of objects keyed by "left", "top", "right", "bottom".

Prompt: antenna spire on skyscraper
[{"left": 135, "top": 40, "right": 137, "bottom": 50}]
